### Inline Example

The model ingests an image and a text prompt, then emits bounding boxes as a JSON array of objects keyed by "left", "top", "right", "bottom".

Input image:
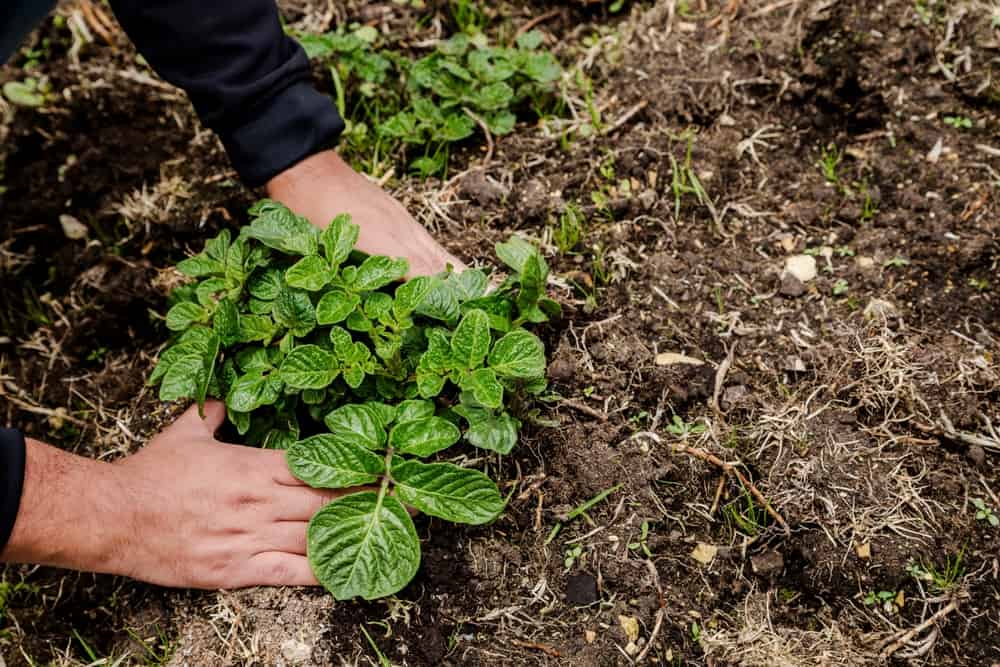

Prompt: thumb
[{"left": 175, "top": 400, "right": 227, "bottom": 436}]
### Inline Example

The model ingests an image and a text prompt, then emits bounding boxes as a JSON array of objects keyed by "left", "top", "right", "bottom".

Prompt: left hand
[{"left": 266, "top": 150, "right": 466, "bottom": 278}]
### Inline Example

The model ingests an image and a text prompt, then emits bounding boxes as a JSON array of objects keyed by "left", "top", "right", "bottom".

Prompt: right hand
[{"left": 109, "top": 401, "right": 353, "bottom": 589}]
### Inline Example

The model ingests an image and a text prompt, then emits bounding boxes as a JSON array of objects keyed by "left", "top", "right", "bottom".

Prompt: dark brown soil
[{"left": 2, "top": 1, "right": 998, "bottom": 665}]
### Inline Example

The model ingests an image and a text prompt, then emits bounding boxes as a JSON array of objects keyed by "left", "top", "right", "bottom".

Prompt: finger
[
  {"left": 241, "top": 553, "right": 319, "bottom": 587},
  {"left": 271, "top": 485, "right": 366, "bottom": 522},
  {"left": 172, "top": 400, "right": 226, "bottom": 436},
  {"left": 198, "top": 400, "right": 227, "bottom": 434},
  {"left": 259, "top": 521, "right": 309, "bottom": 556}
]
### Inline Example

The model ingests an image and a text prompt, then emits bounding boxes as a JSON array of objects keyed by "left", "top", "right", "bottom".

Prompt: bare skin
[
  {"left": 1, "top": 154, "right": 456, "bottom": 587},
  {"left": 266, "top": 149, "right": 466, "bottom": 278}
]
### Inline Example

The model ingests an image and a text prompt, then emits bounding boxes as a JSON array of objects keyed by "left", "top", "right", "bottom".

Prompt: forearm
[
  {"left": 107, "top": 0, "right": 344, "bottom": 186},
  {"left": 1, "top": 438, "right": 128, "bottom": 575}
]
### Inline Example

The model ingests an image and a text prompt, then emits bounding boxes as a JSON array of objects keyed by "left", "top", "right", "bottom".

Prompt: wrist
[{"left": 3, "top": 439, "right": 132, "bottom": 576}]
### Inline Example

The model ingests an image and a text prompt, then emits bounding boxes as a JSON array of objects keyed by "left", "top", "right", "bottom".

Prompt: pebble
[
  {"left": 60, "top": 214, "right": 88, "bottom": 240},
  {"left": 280, "top": 639, "right": 313, "bottom": 665},
  {"left": 967, "top": 444, "right": 986, "bottom": 467},
  {"left": 784, "top": 254, "right": 817, "bottom": 282},
  {"left": 779, "top": 274, "right": 806, "bottom": 297},
  {"left": 864, "top": 298, "right": 899, "bottom": 320},
  {"left": 690, "top": 542, "right": 718, "bottom": 564},
  {"left": 750, "top": 550, "right": 785, "bottom": 577}
]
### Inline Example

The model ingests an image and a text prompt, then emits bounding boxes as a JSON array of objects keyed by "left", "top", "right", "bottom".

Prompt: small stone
[
  {"left": 750, "top": 550, "right": 784, "bottom": 577},
  {"left": 60, "top": 214, "right": 88, "bottom": 240},
  {"left": 584, "top": 630, "right": 596, "bottom": 644},
  {"left": 967, "top": 444, "right": 986, "bottom": 467},
  {"left": 280, "top": 639, "right": 312, "bottom": 665},
  {"left": 864, "top": 298, "right": 899, "bottom": 320},
  {"left": 784, "top": 254, "right": 818, "bottom": 282},
  {"left": 783, "top": 357, "right": 807, "bottom": 373},
  {"left": 690, "top": 542, "right": 718, "bottom": 565},
  {"left": 655, "top": 352, "right": 704, "bottom": 366},
  {"left": 856, "top": 256, "right": 875, "bottom": 270},
  {"left": 638, "top": 189, "right": 657, "bottom": 210},
  {"left": 778, "top": 236, "right": 797, "bottom": 253},
  {"left": 565, "top": 572, "right": 599, "bottom": 605},
  {"left": 779, "top": 273, "right": 806, "bottom": 297},
  {"left": 618, "top": 615, "right": 640, "bottom": 643},
  {"left": 625, "top": 641, "right": 639, "bottom": 656},
  {"left": 856, "top": 542, "right": 871, "bottom": 560}
]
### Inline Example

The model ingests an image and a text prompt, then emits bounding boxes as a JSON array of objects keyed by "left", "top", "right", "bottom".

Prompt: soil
[{"left": 2, "top": 0, "right": 999, "bottom": 665}]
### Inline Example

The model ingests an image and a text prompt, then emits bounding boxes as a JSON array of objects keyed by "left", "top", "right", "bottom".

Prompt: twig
[
  {"left": 878, "top": 599, "right": 959, "bottom": 658},
  {"left": 915, "top": 415, "right": 1000, "bottom": 453},
  {"left": 513, "top": 9, "right": 562, "bottom": 42},
  {"left": 711, "top": 342, "right": 736, "bottom": 414},
  {"left": 463, "top": 107, "right": 494, "bottom": 165},
  {"left": 634, "top": 560, "right": 667, "bottom": 664},
  {"left": 675, "top": 443, "right": 790, "bottom": 535},
  {"left": 708, "top": 474, "right": 726, "bottom": 517},
  {"left": 510, "top": 639, "right": 561, "bottom": 658},
  {"left": 602, "top": 100, "right": 648, "bottom": 135},
  {"left": 561, "top": 398, "right": 608, "bottom": 422}
]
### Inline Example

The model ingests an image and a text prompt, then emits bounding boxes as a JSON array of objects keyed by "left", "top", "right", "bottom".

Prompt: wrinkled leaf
[
  {"left": 286, "top": 255, "right": 331, "bottom": 291},
  {"left": 451, "top": 309, "right": 491, "bottom": 369},
  {"left": 273, "top": 289, "right": 317, "bottom": 338},
  {"left": 354, "top": 255, "right": 409, "bottom": 291},
  {"left": 287, "top": 435, "right": 385, "bottom": 489},
  {"left": 395, "top": 399, "right": 436, "bottom": 424},
  {"left": 489, "top": 330, "right": 546, "bottom": 379},
  {"left": 316, "top": 289, "right": 360, "bottom": 325},
  {"left": 321, "top": 214, "right": 359, "bottom": 267},
  {"left": 245, "top": 200, "right": 319, "bottom": 256},
  {"left": 308, "top": 491, "right": 420, "bottom": 600},
  {"left": 279, "top": 345, "right": 340, "bottom": 389},
  {"left": 393, "top": 459, "right": 504, "bottom": 525},
  {"left": 324, "top": 404, "right": 387, "bottom": 450},
  {"left": 166, "top": 302, "right": 207, "bottom": 331},
  {"left": 389, "top": 417, "right": 460, "bottom": 457}
]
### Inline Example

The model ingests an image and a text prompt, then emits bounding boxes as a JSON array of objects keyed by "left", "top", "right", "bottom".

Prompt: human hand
[
  {"left": 109, "top": 402, "right": 354, "bottom": 589},
  {"left": 266, "top": 150, "right": 466, "bottom": 278}
]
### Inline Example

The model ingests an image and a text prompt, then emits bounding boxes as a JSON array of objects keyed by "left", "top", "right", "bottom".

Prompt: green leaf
[
  {"left": 279, "top": 345, "right": 340, "bottom": 389},
  {"left": 354, "top": 255, "right": 409, "bottom": 291},
  {"left": 159, "top": 354, "right": 203, "bottom": 402},
  {"left": 321, "top": 215, "right": 359, "bottom": 267},
  {"left": 461, "top": 367, "right": 504, "bottom": 409},
  {"left": 235, "top": 347, "right": 271, "bottom": 372},
  {"left": 166, "top": 302, "right": 207, "bottom": 331},
  {"left": 416, "top": 280, "right": 460, "bottom": 322},
  {"left": 486, "top": 111, "right": 517, "bottom": 136},
  {"left": 225, "top": 237, "right": 250, "bottom": 287},
  {"left": 316, "top": 289, "right": 360, "bottom": 325},
  {"left": 393, "top": 276, "right": 437, "bottom": 318},
  {"left": 393, "top": 459, "right": 504, "bottom": 525},
  {"left": 328, "top": 326, "right": 354, "bottom": 357},
  {"left": 237, "top": 314, "right": 277, "bottom": 344},
  {"left": 416, "top": 367, "right": 446, "bottom": 398},
  {"left": 273, "top": 289, "right": 317, "bottom": 338},
  {"left": 308, "top": 491, "right": 420, "bottom": 600},
  {"left": 471, "top": 81, "right": 513, "bottom": 111},
  {"left": 286, "top": 255, "right": 332, "bottom": 291},
  {"left": 226, "top": 370, "right": 281, "bottom": 412},
  {"left": 2, "top": 80, "right": 45, "bottom": 107},
  {"left": 195, "top": 278, "right": 227, "bottom": 306},
  {"left": 516, "top": 30, "right": 545, "bottom": 50},
  {"left": 495, "top": 236, "right": 538, "bottom": 275},
  {"left": 324, "top": 404, "right": 387, "bottom": 450},
  {"left": 363, "top": 401, "right": 397, "bottom": 428},
  {"left": 248, "top": 268, "right": 284, "bottom": 300},
  {"left": 395, "top": 399, "right": 436, "bottom": 424},
  {"left": 363, "top": 292, "right": 394, "bottom": 322},
  {"left": 177, "top": 254, "right": 224, "bottom": 278},
  {"left": 287, "top": 435, "right": 385, "bottom": 489},
  {"left": 521, "top": 52, "right": 561, "bottom": 83},
  {"left": 389, "top": 417, "right": 460, "bottom": 457},
  {"left": 465, "top": 411, "right": 520, "bottom": 455},
  {"left": 245, "top": 200, "right": 319, "bottom": 256},
  {"left": 433, "top": 113, "right": 475, "bottom": 142},
  {"left": 213, "top": 298, "right": 240, "bottom": 345},
  {"left": 489, "top": 330, "right": 546, "bottom": 379},
  {"left": 437, "top": 34, "right": 469, "bottom": 57},
  {"left": 451, "top": 309, "right": 491, "bottom": 369}
]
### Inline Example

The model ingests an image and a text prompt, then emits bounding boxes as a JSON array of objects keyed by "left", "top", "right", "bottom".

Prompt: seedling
[
  {"left": 818, "top": 145, "right": 842, "bottom": 183},
  {"left": 863, "top": 590, "right": 901, "bottom": 614},
  {"left": 969, "top": 277, "right": 990, "bottom": 292},
  {"left": 553, "top": 203, "right": 585, "bottom": 254},
  {"left": 943, "top": 115, "right": 973, "bottom": 129},
  {"left": 972, "top": 498, "right": 999, "bottom": 527},
  {"left": 150, "top": 201, "right": 558, "bottom": 599},
  {"left": 832, "top": 278, "right": 849, "bottom": 296},
  {"left": 669, "top": 132, "right": 709, "bottom": 220},
  {"left": 564, "top": 543, "right": 584, "bottom": 570},
  {"left": 883, "top": 257, "right": 910, "bottom": 269},
  {"left": 628, "top": 520, "right": 653, "bottom": 558},
  {"left": 907, "top": 547, "right": 965, "bottom": 592},
  {"left": 666, "top": 414, "right": 706, "bottom": 437}
]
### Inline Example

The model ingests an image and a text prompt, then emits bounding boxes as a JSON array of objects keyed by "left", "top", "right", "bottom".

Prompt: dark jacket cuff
[
  {"left": 0, "top": 428, "right": 26, "bottom": 554},
  {"left": 218, "top": 82, "right": 345, "bottom": 188}
]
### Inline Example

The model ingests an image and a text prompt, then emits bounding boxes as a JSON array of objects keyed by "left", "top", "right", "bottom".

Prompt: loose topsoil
[{"left": 1, "top": 1, "right": 998, "bottom": 665}]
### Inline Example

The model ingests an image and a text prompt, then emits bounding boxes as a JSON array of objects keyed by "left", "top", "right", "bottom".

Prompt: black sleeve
[
  {"left": 107, "top": 1, "right": 345, "bottom": 187},
  {"left": 0, "top": 429, "right": 27, "bottom": 555}
]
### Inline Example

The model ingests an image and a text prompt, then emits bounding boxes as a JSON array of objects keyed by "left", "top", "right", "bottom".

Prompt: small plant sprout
[
  {"left": 863, "top": 590, "right": 901, "bottom": 614},
  {"left": 969, "top": 277, "right": 991, "bottom": 292},
  {"left": 818, "top": 144, "right": 842, "bottom": 183},
  {"left": 972, "top": 498, "right": 999, "bottom": 527},
  {"left": 564, "top": 543, "right": 584, "bottom": 570},
  {"left": 628, "top": 520, "right": 653, "bottom": 558},
  {"left": 832, "top": 278, "right": 850, "bottom": 296},
  {"left": 666, "top": 414, "right": 707, "bottom": 437},
  {"left": 943, "top": 115, "right": 973, "bottom": 129},
  {"left": 883, "top": 256, "right": 910, "bottom": 269},
  {"left": 151, "top": 201, "right": 558, "bottom": 599}
]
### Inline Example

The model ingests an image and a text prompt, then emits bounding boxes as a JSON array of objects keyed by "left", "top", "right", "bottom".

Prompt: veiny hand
[
  {"left": 266, "top": 149, "right": 466, "bottom": 278},
  {"left": 110, "top": 401, "right": 354, "bottom": 588}
]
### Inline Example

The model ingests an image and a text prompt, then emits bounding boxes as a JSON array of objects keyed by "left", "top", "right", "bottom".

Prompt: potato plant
[{"left": 149, "top": 201, "right": 557, "bottom": 599}]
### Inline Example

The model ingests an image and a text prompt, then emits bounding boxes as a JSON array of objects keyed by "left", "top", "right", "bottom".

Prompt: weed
[
  {"left": 564, "top": 543, "right": 584, "bottom": 570},
  {"left": 151, "top": 202, "right": 557, "bottom": 599},
  {"left": 883, "top": 257, "right": 910, "bottom": 269},
  {"left": 2, "top": 77, "right": 51, "bottom": 108},
  {"left": 818, "top": 144, "right": 842, "bottom": 183},
  {"left": 628, "top": 520, "right": 653, "bottom": 557},
  {"left": 943, "top": 115, "right": 973, "bottom": 129},
  {"left": 552, "top": 203, "right": 585, "bottom": 254},
  {"left": 968, "top": 277, "right": 990, "bottom": 291},
  {"left": 863, "top": 590, "right": 902, "bottom": 614},
  {"left": 666, "top": 414, "right": 706, "bottom": 437},
  {"left": 669, "top": 131, "right": 709, "bottom": 220},
  {"left": 908, "top": 547, "right": 966, "bottom": 592},
  {"left": 724, "top": 484, "right": 768, "bottom": 537},
  {"left": 449, "top": 0, "right": 488, "bottom": 34},
  {"left": 360, "top": 625, "right": 392, "bottom": 667},
  {"left": 832, "top": 279, "right": 849, "bottom": 296},
  {"left": 972, "top": 498, "right": 999, "bottom": 527}
]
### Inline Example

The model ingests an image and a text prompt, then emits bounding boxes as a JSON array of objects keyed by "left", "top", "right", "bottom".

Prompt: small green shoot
[
  {"left": 818, "top": 145, "right": 842, "bottom": 184},
  {"left": 884, "top": 257, "right": 910, "bottom": 269},
  {"left": 972, "top": 498, "right": 999, "bottom": 527},
  {"left": 666, "top": 415, "right": 706, "bottom": 437},
  {"left": 943, "top": 115, "right": 973, "bottom": 130},
  {"left": 832, "top": 279, "right": 849, "bottom": 296},
  {"left": 628, "top": 520, "right": 653, "bottom": 558}
]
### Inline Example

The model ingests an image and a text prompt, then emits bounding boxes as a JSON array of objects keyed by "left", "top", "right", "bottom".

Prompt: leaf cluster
[
  {"left": 150, "top": 200, "right": 557, "bottom": 599},
  {"left": 295, "top": 27, "right": 563, "bottom": 177}
]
